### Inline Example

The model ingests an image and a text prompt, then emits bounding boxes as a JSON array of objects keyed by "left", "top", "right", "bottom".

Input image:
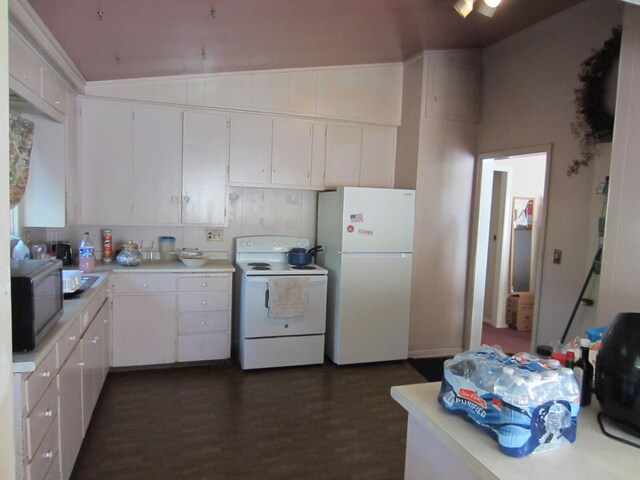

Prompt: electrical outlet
[
  {"left": 206, "top": 228, "right": 223, "bottom": 242},
  {"left": 553, "top": 249, "right": 562, "bottom": 264}
]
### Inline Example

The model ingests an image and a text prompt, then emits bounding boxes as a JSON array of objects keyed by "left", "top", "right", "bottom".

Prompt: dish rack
[{"left": 62, "top": 270, "right": 83, "bottom": 293}]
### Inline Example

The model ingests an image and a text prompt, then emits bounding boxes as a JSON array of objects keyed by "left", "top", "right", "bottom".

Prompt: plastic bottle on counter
[
  {"left": 574, "top": 338, "right": 594, "bottom": 406},
  {"left": 494, "top": 366, "right": 515, "bottom": 397},
  {"left": 504, "top": 375, "right": 529, "bottom": 408},
  {"left": 559, "top": 367, "right": 580, "bottom": 402},
  {"left": 12, "top": 240, "right": 30, "bottom": 260},
  {"left": 79, "top": 232, "right": 95, "bottom": 273}
]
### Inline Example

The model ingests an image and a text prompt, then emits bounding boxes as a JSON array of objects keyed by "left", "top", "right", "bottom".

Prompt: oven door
[{"left": 243, "top": 275, "right": 327, "bottom": 338}]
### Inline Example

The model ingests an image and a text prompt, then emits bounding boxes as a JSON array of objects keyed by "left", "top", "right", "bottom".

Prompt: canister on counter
[{"left": 103, "top": 228, "right": 113, "bottom": 263}]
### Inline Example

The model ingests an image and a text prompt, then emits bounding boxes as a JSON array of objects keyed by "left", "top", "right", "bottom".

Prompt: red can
[{"left": 103, "top": 229, "right": 113, "bottom": 263}]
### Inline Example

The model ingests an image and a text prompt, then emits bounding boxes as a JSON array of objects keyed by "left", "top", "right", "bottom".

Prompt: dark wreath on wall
[{"left": 568, "top": 27, "right": 622, "bottom": 176}]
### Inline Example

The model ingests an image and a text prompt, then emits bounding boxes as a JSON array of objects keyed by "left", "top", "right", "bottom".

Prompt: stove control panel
[{"left": 236, "top": 236, "right": 310, "bottom": 253}]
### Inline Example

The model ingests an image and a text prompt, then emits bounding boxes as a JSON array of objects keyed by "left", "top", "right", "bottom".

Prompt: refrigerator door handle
[{"left": 265, "top": 288, "right": 270, "bottom": 308}]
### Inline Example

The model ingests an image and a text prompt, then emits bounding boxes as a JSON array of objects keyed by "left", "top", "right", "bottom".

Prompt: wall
[
  {"left": 33, "top": 186, "right": 318, "bottom": 261},
  {"left": 1, "top": 0, "right": 17, "bottom": 476},
  {"left": 479, "top": 0, "right": 623, "bottom": 345},
  {"left": 599, "top": 5, "right": 640, "bottom": 325}
]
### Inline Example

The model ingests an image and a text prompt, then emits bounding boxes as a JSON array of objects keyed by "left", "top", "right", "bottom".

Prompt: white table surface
[{"left": 391, "top": 382, "right": 639, "bottom": 480}]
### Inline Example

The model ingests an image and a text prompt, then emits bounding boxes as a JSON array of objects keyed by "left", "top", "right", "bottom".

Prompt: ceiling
[{"left": 27, "top": 0, "right": 586, "bottom": 82}]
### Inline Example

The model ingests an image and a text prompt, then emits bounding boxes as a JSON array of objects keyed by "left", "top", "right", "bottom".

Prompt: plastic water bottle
[
  {"left": 494, "top": 366, "right": 515, "bottom": 397},
  {"left": 559, "top": 368, "right": 580, "bottom": 401},
  {"left": 12, "top": 240, "right": 30, "bottom": 260},
  {"left": 504, "top": 376, "right": 529, "bottom": 408},
  {"left": 79, "top": 232, "right": 95, "bottom": 273}
]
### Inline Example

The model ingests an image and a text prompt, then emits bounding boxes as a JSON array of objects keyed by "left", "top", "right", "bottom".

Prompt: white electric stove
[{"left": 233, "top": 236, "right": 328, "bottom": 370}]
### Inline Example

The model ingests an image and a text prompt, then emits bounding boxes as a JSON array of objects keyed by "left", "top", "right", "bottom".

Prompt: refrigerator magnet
[{"left": 349, "top": 213, "right": 364, "bottom": 223}]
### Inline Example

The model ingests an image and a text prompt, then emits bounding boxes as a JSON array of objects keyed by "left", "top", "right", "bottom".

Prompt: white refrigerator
[{"left": 317, "top": 187, "right": 415, "bottom": 364}]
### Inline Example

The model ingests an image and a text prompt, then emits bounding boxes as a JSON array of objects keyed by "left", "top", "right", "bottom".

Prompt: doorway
[{"left": 466, "top": 146, "right": 550, "bottom": 354}]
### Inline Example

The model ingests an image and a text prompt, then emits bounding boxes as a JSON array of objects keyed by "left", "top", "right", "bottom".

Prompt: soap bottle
[{"left": 12, "top": 240, "right": 30, "bottom": 260}]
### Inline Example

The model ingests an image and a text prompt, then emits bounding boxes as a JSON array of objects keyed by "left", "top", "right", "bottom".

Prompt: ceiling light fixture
[
  {"left": 453, "top": 0, "right": 474, "bottom": 19},
  {"left": 454, "top": 0, "right": 502, "bottom": 18}
]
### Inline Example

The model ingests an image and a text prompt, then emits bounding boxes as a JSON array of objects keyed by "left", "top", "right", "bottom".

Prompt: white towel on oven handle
[{"left": 267, "top": 277, "right": 310, "bottom": 317}]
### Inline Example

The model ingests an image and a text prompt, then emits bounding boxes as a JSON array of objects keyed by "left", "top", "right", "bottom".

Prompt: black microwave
[{"left": 11, "top": 259, "right": 64, "bottom": 352}]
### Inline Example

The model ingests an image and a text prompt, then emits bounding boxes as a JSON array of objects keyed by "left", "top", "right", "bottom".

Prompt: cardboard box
[{"left": 506, "top": 293, "right": 534, "bottom": 331}]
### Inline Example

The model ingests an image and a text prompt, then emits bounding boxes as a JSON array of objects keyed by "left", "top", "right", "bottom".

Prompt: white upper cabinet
[
  {"left": 324, "top": 123, "right": 362, "bottom": 189},
  {"left": 310, "top": 121, "right": 327, "bottom": 189},
  {"left": 9, "top": 30, "right": 42, "bottom": 96},
  {"left": 317, "top": 65, "right": 403, "bottom": 125},
  {"left": 425, "top": 61, "right": 481, "bottom": 123},
  {"left": 79, "top": 99, "right": 134, "bottom": 224},
  {"left": 360, "top": 126, "right": 397, "bottom": 188},
  {"left": 229, "top": 114, "right": 273, "bottom": 185},
  {"left": 324, "top": 123, "right": 396, "bottom": 189},
  {"left": 132, "top": 106, "right": 183, "bottom": 224},
  {"left": 271, "top": 118, "right": 313, "bottom": 187},
  {"left": 182, "top": 111, "right": 229, "bottom": 225}
]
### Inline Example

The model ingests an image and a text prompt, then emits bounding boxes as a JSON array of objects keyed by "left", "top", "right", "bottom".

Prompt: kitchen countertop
[
  {"left": 92, "top": 258, "right": 235, "bottom": 274},
  {"left": 391, "top": 382, "right": 640, "bottom": 480},
  {"left": 12, "top": 272, "right": 110, "bottom": 374}
]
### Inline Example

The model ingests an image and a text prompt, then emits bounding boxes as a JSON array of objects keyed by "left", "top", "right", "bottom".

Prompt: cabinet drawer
[
  {"left": 178, "top": 311, "right": 228, "bottom": 333},
  {"left": 178, "top": 291, "right": 229, "bottom": 313},
  {"left": 82, "top": 288, "right": 107, "bottom": 329},
  {"left": 177, "top": 275, "right": 229, "bottom": 292},
  {"left": 25, "top": 348, "right": 57, "bottom": 412},
  {"left": 57, "top": 316, "right": 82, "bottom": 367},
  {"left": 26, "top": 381, "right": 58, "bottom": 460},
  {"left": 111, "top": 275, "right": 177, "bottom": 294},
  {"left": 178, "top": 332, "right": 228, "bottom": 362},
  {"left": 28, "top": 420, "right": 59, "bottom": 480}
]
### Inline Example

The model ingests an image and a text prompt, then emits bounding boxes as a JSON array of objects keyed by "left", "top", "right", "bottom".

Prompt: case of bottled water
[{"left": 438, "top": 346, "right": 580, "bottom": 457}]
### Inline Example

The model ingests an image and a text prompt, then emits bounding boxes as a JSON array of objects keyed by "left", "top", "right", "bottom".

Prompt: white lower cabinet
[
  {"left": 111, "top": 272, "right": 232, "bottom": 367},
  {"left": 14, "top": 281, "right": 109, "bottom": 480}
]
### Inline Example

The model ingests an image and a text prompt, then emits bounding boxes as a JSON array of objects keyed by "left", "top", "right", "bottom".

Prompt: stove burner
[
  {"left": 248, "top": 262, "right": 270, "bottom": 267},
  {"left": 291, "top": 265, "right": 316, "bottom": 270},
  {"left": 251, "top": 266, "right": 271, "bottom": 270}
]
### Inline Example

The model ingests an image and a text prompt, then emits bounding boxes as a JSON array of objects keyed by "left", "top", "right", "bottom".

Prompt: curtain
[{"left": 9, "top": 113, "right": 35, "bottom": 209}]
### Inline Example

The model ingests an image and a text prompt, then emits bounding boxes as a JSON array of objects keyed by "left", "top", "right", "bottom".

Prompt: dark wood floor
[{"left": 71, "top": 360, "right": 426, "bottom": 480}]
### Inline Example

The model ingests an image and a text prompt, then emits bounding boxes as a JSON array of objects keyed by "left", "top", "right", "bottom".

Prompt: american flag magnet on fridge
[{"left": 350, "top": 213, "right": 363, "bottom": 223}]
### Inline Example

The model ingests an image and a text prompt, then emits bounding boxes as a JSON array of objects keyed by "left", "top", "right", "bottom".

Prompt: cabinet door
[
  {"left": 271, "top": 118, "right": 312, "bottom": 187},
  {"left": 9, "top": 30, "right": 42, "bottom": 96},
  {"left": 360, "top": 126, "right": 396, "bottom": 188},
  {"left": 132, "top": 106, "right": 182, "bottom": 224},
  {"left": 324, "top": 123, "right": 362, "bottom": 189},
  {"left": 182, "top": 111, "right": 229, "bottom": 225},
  {"left": 58, "top": 343, "right": 82, "bottom": 480},
  {"left": 310, "top": 122, "right": 326, "bottom": 189},
  {"left": 81, "top": 303, "right": 108, "bottom": 435},
  {"left": 79, "top": 100, "right": 133, "bottom": 223},
  {"left": 228, "top": 114, "right": 272, "bottom": 185},
  {"left": 111, "top": 295, "right": 177, "bottom": 367}
]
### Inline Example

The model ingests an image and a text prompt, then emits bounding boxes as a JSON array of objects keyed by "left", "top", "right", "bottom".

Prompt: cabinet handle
[
  {"left": 44, "top": 409, "right": 53, "bottom": 417},
  {"left": 201, "top": 321, "right": 206, "bottom": 326},
  {"left": 143, "top": 283, "right": 148, "bottom": 287},
  {"left": 78, "top": 362, "right": 85, "bottom": 367},
  {"left": 169, "top": 308, "right": 174, "bottom": 312},
  {"left": 44, "top": 451, "right": 53, "bottom": 459},
  {"left": 171, "top": 195, "right": 177, "bottom": 201},
  {"left": 200, "top": 345, "right": 205, "bottom": 350},
  {"left": 273, "top": 169, "right": 277, "bottom": 173},
  {"left": 69, "top": 335, "right": 77, "bottom": 341},
  {"left": 202, "top": 282, "right": 207, "bottom": 287},
  {"left": 92, "top": 336, "right": 99, "bottom": 344},
  {"left": 23, "top": 74, "right": 29, "bottom": 81},
  {"left": 42, "top": 370, "right": 51, "bottom": 378},
  {"left": 184, "top": 196, "right": 190, "bottom": 203},
  {"left": 201, "top": 301, "right": 207, "bottom": 305}
]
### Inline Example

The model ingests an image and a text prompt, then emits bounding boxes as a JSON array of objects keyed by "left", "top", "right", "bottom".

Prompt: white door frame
[{"left": 464, "top": 144, "right": 552, "bottom": 350}]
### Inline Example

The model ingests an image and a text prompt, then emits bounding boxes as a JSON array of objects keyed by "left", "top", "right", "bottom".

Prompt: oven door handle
[{"left": 265, "top": 288, "right": 270, "bottom": 308}]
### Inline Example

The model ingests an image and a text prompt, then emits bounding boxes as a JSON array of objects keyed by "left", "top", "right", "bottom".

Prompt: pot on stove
[{"left": 288, "top": 246, "right": 323, "bottom": 265}]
